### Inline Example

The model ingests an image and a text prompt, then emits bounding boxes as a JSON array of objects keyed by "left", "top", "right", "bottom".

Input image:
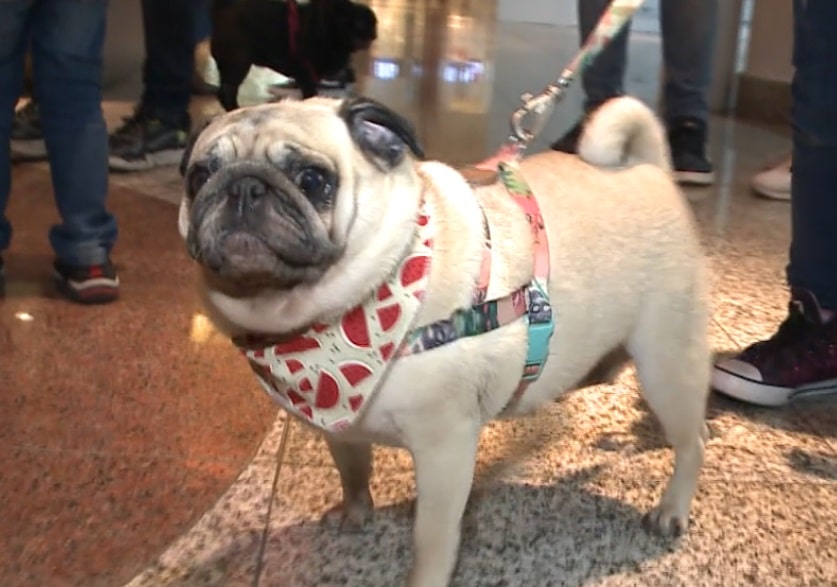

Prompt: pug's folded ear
[
  {"left": 179, "top": 115, "right": 220, "bottom": 177},
  {"left": 338, "top": 97, "right": 425, "bottom": 171}
]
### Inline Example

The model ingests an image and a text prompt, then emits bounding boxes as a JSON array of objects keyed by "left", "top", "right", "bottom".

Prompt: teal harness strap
[{"left": 498, "top": 161, "right": 554, "bottom": 383}]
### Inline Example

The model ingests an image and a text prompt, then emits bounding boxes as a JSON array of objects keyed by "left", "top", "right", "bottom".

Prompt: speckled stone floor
[{"left": 2, "top": 1, "right": 835, "bottom": 586}]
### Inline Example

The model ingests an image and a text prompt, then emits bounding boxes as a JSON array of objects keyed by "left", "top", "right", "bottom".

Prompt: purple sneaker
[{"left": 712, "top": 288, "right": 837, "bottom": 406}]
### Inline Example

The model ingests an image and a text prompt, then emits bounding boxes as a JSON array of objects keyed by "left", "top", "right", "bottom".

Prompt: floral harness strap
[{"left": 235, "top": 162, "right": 555, "bottom": 432}]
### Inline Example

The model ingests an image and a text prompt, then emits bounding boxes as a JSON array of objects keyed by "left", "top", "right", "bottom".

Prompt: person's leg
[
  {"left": 109, "top": 0, "right": 210, "bottom": 172},
  {"left": 659, "top": 0, "right": 717, "bottom": 185},
  {"left": 140, "top": 0, "right": 200, "bottom": 125},
  {"left": 30, "top": 0, "right": 119, "bottom": 303},
  {"left": 712, "top": 0, "right": 837, "bottom": 406},
  {"left": 550, "top": 0, "right": 631, "bottom": 153},
  {"left": 659, "top": 0, "right": 716, "bottom": 125},
  {"left": 579, "top": 0, "right": 631, "bottom": 111},
  {"left": 0, "top": 0, "right": 32, "bottom": 278},
  {"left": 787, "top": 0, "right": 837, "bottom": 309}
]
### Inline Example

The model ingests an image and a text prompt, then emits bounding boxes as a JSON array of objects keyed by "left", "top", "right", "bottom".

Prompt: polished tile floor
[{"left": 2, "top": 1, "right": 836, "bottom": 586}]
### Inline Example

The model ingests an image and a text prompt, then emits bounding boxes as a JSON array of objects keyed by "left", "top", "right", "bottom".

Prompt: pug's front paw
[
  {"left": 320, "top": 490, "right": 374, "bottom": 531},
  {"left": 642, "top": 501, "right": 689, "bottom": 538}
]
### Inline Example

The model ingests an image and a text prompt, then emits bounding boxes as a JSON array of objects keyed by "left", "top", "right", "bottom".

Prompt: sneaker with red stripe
[
  {"left": 712, "top": 288, "right": 837, "bottom": 406},
  {"left": 54, "top": 259, "right": 120, "bottom": 304}
]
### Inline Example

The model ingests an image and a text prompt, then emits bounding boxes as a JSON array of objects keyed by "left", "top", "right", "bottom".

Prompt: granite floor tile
[
  {"left": 1, "top": 168, "right": 275, "bottom": 585},
  {"left": 261, "top": 400, "right": 835, "bottom": 587},
  {"left": 124, "top": 415, "right": 288, "bottom": 587},
  {"left": 0, "top": 447, "right": 254, "bottom": 587}
]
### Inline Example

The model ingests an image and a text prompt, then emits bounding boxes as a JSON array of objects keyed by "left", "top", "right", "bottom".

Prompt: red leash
[{"left": 287, "top": 0, "right": 320, "bottom": 84}]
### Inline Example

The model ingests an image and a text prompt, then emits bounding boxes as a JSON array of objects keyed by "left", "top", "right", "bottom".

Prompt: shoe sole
[
  {"left": 108, "top": 148, "right": 185, "bottom": 172},
  {"left": 752, "top": 185, "right": 791, "bottom": 201},
  {"left": 674, "top": 170, "right": 715, "bottom": 186},
  {"left": 10, "top": 139, "right": 47, "bottom": 161},
  {"left": 267, "top": 85, "right": 354, "bottom": 99},
  {"left": 54, "top": 270, "right": 120, "bottom": 305},
  {"left": 712, "top": 365, "right": 837, "bottom": 407}
]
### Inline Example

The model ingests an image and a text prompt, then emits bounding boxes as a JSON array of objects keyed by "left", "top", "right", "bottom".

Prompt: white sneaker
[{"left": 751, "top": 154, "right": 792, "bottom": 201}]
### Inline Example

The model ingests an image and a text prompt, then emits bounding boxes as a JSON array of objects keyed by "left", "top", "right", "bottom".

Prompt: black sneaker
[
  {"left": 667, "top": 117, "right": 714, "bottom": 186},
  {"left": 712, "top": 288, "right": 837, "bottom": 406},
  {"left": 108, "top": 109, "right": 188, "bottom": 172},
  {"left": 549, "top": 120, "right": 584, "bottom": 154},
  {"left": 54, "top": 259, "right": 120, "bottom": 305},
  {"left": 320, "top": 66, "right": 357, "bottom": 88},
  {"left": 10, "top": 99, "right": 47, "bottom": 162}
]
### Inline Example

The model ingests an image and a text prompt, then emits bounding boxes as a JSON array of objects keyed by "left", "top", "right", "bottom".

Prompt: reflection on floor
[{"left": 2, "top": 1, "right": 835, "bottom": 586}]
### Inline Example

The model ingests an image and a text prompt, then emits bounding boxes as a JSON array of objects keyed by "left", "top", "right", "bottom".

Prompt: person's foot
[
  {"left": 108, "top": 108, "right": 189, "bottom": 172},
  {"left": 712, "top": 288, "right": 837, "bottom": 406},
  {"left": 549, "top": 120, "right": 584, "bottom": 154},
  {"left": 667, "top": 117, "right": 715, "bottom": 186},
  {"left": 54, "top": 259, "right": 120, "bottom": 304},
  {"left": 751, "top": 154, "right": 792, "bottom": 201},
  {"left": 320, "top": 66, "right": 357, "bottom": 88},
  {"left": 191, "top": 72, "right": 219, "bottom": 96},
  {"left": 10, "top": 99, "right": 47, "bottom": 162}
]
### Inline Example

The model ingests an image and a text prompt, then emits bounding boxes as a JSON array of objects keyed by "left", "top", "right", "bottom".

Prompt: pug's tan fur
[{"left": 179, "top": 96, "right": 710, "bottom": 587}]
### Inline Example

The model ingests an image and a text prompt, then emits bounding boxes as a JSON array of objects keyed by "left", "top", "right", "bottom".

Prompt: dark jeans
[
  {"left": 140, "top": 0, "right": 210, "bottom": 128},
  {"left": 0, "top": 0, "right": 117, "bottom": 266},
  {"left": 577, "top": 0, "right": 718, "bottom": 124},
  {"left": 787, "top": 0, "right": 837, "bottom": 309}
]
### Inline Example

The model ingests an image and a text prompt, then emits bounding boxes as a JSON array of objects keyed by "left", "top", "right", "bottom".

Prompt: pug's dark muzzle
[{"left": 186, "top": 160, "right": 344, "bottom": 290}]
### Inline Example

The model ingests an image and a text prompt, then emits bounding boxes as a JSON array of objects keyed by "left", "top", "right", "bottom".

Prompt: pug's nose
[{"left": 228, "top": 175, "right": 268, "bottom": 216}]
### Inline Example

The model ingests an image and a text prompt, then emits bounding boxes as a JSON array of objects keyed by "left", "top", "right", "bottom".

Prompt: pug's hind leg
[
  {"left": 321, "top": 438, "right": 374, "bottom": 530},
  {"left": 406, "top": 422, "right": 480, "bottom": 587},
  {"left": 628, "top": 296, "right": 710, "bottom": 538}
]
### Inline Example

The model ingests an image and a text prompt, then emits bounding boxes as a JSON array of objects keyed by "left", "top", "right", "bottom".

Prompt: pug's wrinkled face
[{"left": 178, "top": 97, "right": 424, "bottom": 298}]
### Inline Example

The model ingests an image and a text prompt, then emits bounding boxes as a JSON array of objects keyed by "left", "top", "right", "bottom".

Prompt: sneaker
[
  {"left": 108, "top": 109, "right": 188, "bottom": 172},
  {"left": 667, "top": 117, "right": 715, "bottom": 186},
  {"left": 712, "top": 288, "right": 837, "bottom": 406},
  {"left": 320, "top": 66, "right": 357, "bottom": 88},
  {"left": 549, "top": 120, "right": 584, "bottom": 154},
  {"left": 10, "top": 99, "right": 47, "bottom": 162},
  {"left": 54, "top": 259, "right": 120, "bottom": 304},
  {"left": 751, "top": 154, "right": 792, "bottom": 201}
]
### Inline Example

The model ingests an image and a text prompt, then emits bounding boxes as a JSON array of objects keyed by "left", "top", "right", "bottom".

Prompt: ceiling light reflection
[{"left": 190, "top": 313, "right": 217, "bottom": 343}]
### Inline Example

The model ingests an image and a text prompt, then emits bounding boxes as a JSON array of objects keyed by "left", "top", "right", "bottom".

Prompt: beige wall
[{"left": 744, "top": 0, "right": 793, "bottom": 83}]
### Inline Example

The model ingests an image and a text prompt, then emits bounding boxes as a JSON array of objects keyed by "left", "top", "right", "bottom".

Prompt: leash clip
[{"left": 509, "top": 77, "right": 571, "bottom": 146}]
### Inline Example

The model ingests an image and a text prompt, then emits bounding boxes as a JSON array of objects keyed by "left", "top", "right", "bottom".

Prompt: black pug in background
[{"left": 211, "top": 0, "right": 378, "bottom": 111}]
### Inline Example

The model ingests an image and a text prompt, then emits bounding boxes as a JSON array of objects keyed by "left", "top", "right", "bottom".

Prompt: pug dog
[
  {"left": 211, "top": 0, "right": 377, "bottom": 110},
  {"left": 177, "top": 95, "right": 710, "bottom": 587}
]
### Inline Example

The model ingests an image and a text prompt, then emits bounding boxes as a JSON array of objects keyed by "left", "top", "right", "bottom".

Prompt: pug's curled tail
[{"left": 577, "top": 96, "right": 672, "bottom": 173}]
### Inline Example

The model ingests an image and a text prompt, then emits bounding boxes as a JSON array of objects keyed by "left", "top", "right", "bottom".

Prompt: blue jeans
[
  {"left": 787, "top": 0, "right": 837, "bottom": 308},
  {"left": 578, "top": 0, "right": 718, "bottom": 124},
  {"left": 0, "top": 0, "right": 117, "bottom": 266},
  {"left": 139, "top": 0, "right": 210, "bottom": 127}
]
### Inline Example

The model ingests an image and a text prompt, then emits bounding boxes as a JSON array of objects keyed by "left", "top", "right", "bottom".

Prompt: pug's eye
[
  {"left": 188, "top": 166, "right": 212, "bottom": 198},
  {"left": 294, "top": 166, "right": 335, "bottom": 205}
]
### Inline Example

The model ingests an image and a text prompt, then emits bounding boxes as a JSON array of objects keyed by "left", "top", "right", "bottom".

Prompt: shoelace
[
  {"left": 112, "top": 109, "right": 154, "bottom": 140},
  {"left": 741, "top": 302, "right": 833, "bottom": 378}
]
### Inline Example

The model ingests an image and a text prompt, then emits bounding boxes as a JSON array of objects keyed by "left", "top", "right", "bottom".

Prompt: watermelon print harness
[{"left": 235, "top": 162, "right": 555, "bottom": 432}]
